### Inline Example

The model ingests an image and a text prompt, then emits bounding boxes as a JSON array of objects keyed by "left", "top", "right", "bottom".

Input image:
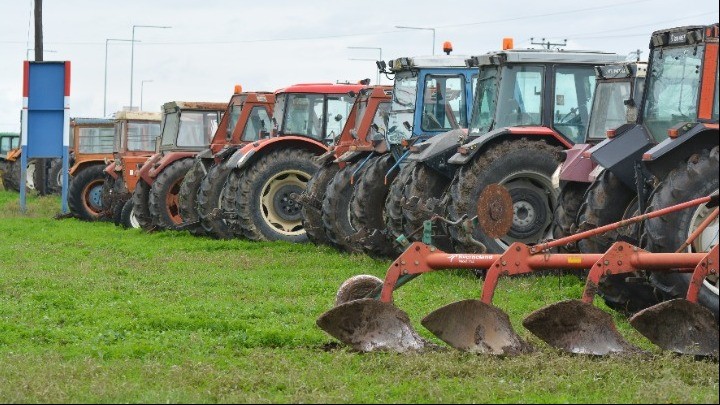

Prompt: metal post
[
  {"left": 130, "top": 25, "right": 170, "bottom": 110},
  {"left": 104, "top": 38, "right": 137, "bottom": 117}
]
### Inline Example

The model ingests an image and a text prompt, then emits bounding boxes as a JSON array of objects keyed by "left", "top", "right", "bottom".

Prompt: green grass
[{"left": 0, "top": 189, "right": 717, "bottom": 403}]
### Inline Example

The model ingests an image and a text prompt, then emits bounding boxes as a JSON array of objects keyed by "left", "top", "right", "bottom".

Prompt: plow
[{"left": 317, "top": 186, "right": 719, "bottom": 357}]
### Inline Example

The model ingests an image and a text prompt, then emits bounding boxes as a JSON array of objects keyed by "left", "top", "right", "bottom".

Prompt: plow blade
[
  {"left": 421, "top": 299, "right": 531, "bottom": 355},
  {"left": 629, "top": 299, "right": 719, "bottom": 357},
  {"left": 523, "top": 300, "right": 640, "bottom": 355},
  {"left": 316, "top": 299, "right": 427, "bottom": 352}
]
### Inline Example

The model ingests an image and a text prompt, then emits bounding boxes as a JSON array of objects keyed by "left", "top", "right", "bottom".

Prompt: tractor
[
  {"left": 0, "top": 133, "right": 20, "bottom": 190},
  {"left": 131, "top": 101, "right": 225, "bottom": 231},
  {"left": 220, "top": 82, "right": 365, "bottom": 243},
  {"left": 100, "top": 111, "right": 162, "bottom": 228},
  {"left": 177, "top": 89, "right": 275, "bottom": 238},
  {"left": 393, "top": 42, "right": 624, "bottom": 255}
]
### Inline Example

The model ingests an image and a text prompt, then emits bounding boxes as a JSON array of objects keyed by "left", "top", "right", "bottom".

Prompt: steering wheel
[
  {"left": 423, "top": 112, "right": 443, "bottom": 129},
  {"left": 558, "top": 107, "right": 579, "bottom": 124}
]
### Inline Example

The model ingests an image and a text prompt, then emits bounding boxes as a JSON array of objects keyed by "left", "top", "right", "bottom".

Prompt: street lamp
[
  {"left": 140, "top": 80, "right": 153, "bottom": 111},
  {"left": 395, "top": 25, "right": 436, "bottom": 55},
  {"left": 104, "top": 38, "right": 138, "bottom": 117},
  {"left": 348, "top": 46, "right": 383, "bottom": 85},
  {"left": 130, "top": 24, "right": 171, "bottom": 110}
]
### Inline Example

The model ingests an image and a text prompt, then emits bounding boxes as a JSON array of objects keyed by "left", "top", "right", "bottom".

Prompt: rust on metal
[
  {"left": 630, "top": 299, "right": 719, "bottom": 357},
  {"left": 477, "top": 184, "right": 513, "bottom": 238}
]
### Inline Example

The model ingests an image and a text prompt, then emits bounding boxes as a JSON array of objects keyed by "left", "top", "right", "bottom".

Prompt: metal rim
[
  {"left": 494, "top": 171, "right": 558, "bottom": 250},
  {"left": 82, "top": 178, "right": 105, "bottom": 215},
  {"left": 688, "top": 194, "right": 719, "bottom": 296},
  {"left": 129, "top": 205, "right": 140, "bottom": 228},
  {"left": 26, "top": 161, "right": 36, "bottom": 190},
  {"left": 165, "top": 177, "right": 184, "bottom": 225},
  {"left": 260, "top": 169, "right": 310, "bottom": 236}
]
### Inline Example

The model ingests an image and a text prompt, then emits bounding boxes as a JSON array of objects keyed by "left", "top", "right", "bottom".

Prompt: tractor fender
[
  {"left": 447, "top": 126, "right": 570, "bottom": 165},
  {"left": 406, "top": 129, "right": 465, "bottom": 163},
  {"left": 642, "top": 122, "right": 719, "bottom": 179},
  {"left": 557, "top": 143, "right": 595, "bottom": 185},
  {"left": 147, "top": 152, "right": 196, "bottom": 179},
  {"left": 137, "top": 153, "right": 161, "bottom": 184},
  {"left": 337, "top": 150, "right": 363, "bottom": 163},
  {"left": 104, "top": 161, "right": 119, "bottom": 179},
  {"left": 225, "top": 136, "right": 328, "bottom": 170},
  {"left": 195, "top": 148, "right": 213, "bottom": 160},
  {"left": 588, "top": 124, "right": 655, "bottom": 189},
  {"left": 69, "top": 160, "right": 106, "bottom": 177}
]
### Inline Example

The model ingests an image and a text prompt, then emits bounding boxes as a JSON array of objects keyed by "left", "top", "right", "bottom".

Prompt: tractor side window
[
  {"left": 469, "top": 67, "right": 499, "bottom": 135},
  {"left": 326, "top": 95, "right": 355, "bottom": 141},
  {"left": 421, "top": 75, "right": 465, "bottom": 132},
  {"left": 78, "top": 127, "right": 115, "bottom": 154},
  {"left": 227, "top": 105, "right": 243, "bottom": 140},
  {"left": 553, "top": 66, "right": 596, "bottom": 143},
  {"left": 115, "top": 122, "right": 124, "bottom": 151},
  {"left": 366, "top": 101, "right": 391, "bottom": 141},
  {"left": 241, "top": 107, "right": 272, "bottom": 142},
  {"left": 177, "top": 111, "right": 218, "bottom": 147},
  {"left": 127, "top": 122, "right": 161, "bottom": 151},
  {"left": 496, "top": 66, "right": 544, "bottom": 128},
  {"left": 586, "top": 81, "right": 632, "bottom": 141}
]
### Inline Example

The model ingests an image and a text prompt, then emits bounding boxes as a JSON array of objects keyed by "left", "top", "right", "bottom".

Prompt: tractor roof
[
  {"left": 237, "top": 92, "right": 274, "bottom": 104},
  {"left": 468, "top": 49, "right": 625, "bottom": 67},
  {"left": 386, "top": 55, "right": 472, "bottom": 72},
  {"left": 649, "top": 23, "right": 719, "bottom": 49},
  {"left": 275, "top": 83, "right": 366, "bottom": 95},
  {"left": 70, "top": 118, "right": 115, "bottom": 126},
  {"left": 113, "top": 111, "right": 162, "bottom": 122},
  {"left": 162, "top": 101, "right": 227, "bottom": 113},
  {"left": 595, "top": 61, "right": 648, "bottom": 80}
]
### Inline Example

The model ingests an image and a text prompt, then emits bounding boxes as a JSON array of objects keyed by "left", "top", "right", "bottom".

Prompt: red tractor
[
  {"left": 178, "top": 89, "right": 275, "bottom": 238},
  {"left": 219, "top": 82, "right": 366, "bottom": 242},
  {"left": 131, "top": 101, "right": 226, "bottom": 231}
]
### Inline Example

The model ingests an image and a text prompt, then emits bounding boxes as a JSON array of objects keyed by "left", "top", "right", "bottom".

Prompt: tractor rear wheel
[
  {"left": 100, "top": 174, "right": 116, "bottom": 219},
  {"left": 132, "top": 179, "right": 154, "bottom": 231},
  {"left": 552, "top": 181, "right": 589, "bottom": 253},
  {"left": 1, "top": 159, "right": 21, "bottom": 191},
  {"left": 68, "top": 164, "right": 107, "bottom": 221},
  {"left": 301, "top": 163, "right": 340, "bottom": 247},
  {"left": 149, "top": 158, "right": 194, "bottom": 230},
  {"left": 384, "top": 161, "right": 414, "bottom": 254},
  {"left": 119, "top": 198, "right": 141, "bottom": 229},
  {"left": 178, "top": 158, "right": 208, "bottom": 236},
  {"left": 323, "top": 162, "right": 367, "bottom": 253},
  {"left": 234, "top": 149, "right": 319, "bottom": 242},
  {"left": 401, "top": 161, "right": 454, "bottom": 252},
  {"left": 198, "top": 162, "right": 238, "bottom": 239},
  {"left": 350, "top": 154, "right": 397, "bottom": 258},
  {"left": 448, "top": 139, "right": 562, "bottom": 254},
  {"left": 644, "top": 146, "right": 719, "bottom": 321}
]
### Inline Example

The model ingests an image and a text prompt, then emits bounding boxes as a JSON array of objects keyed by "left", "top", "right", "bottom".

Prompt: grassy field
[{"left": 0, "top": 189, "right": 717, "bottom": 403}]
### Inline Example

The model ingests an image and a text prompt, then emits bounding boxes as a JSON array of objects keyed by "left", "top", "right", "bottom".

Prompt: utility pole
[
  {"left": 530, "top": 37, "right": 567, "bottom": 50},
  {"left": 34, "top": 0, "right": 48, "bottom": 195}
]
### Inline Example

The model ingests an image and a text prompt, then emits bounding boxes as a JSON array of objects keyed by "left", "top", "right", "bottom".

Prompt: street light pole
[
  {"left": 130, "top": 24, "right": 170, "bottom": 110},
  {"left": 395, "top": 25, "right": 436, "bottom": 55},
  {"left": 140, "top": 80, "right": 153, "bottom": 111},
  {"left": 348, "top": 46, "right": 383, "bottom": 85},
  {"left": 104, "top": 38, "right": 137, "bottom": 117}
]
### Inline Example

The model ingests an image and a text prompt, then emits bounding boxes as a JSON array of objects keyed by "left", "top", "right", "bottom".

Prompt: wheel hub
[{"left": 261, "top": 170, "right": 310, "bottom": 235}]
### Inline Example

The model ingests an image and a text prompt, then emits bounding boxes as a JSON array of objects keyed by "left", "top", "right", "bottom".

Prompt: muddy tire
[
  {"left": 448, "top": 139, "right": 562, "bottom": 254},
  {"left": 149, "top": 158, "right": 195, "bottom": 230},
  {"left": 197, "top": 162, "right": 238, "bottom": 239},
  {"left": 68, "top": 164, "right": 107, "bottom": 221},
  {"left": 576, "top": 169, "right": 659, "bottom": 315},
  {"left": 335, "top": 275, "right": 383, "bottom": 307},
  {"left": 301, "top": 164, "right": 340, "bottom": 247},
  {"left": 322, "top": 162, "right": 367, "bottom": 253},
  {"left": 644, "top": 147, "right": 719, "bottom": 321},
  {"left": 552, "top": 182, "right": 589, "bottom": 253},
  {"left": 47, "top": 158, "right": 64, "bottom": 195},
  {"left": 119, "top": 198, "right": 141, "bottom": 229},
  {"left": 401, "top": 161, "right": 454, "bottom": 252},
  {"left": 350, "top": 154, "right": 397, "bottom": 258},
  {"left": 178, "top": 158, "right": 208, "bottom": 236},
  {"left": 100, "top": 174, "right": 116, "bottom": 219},
  {"left": 234, "top": 149, "right": 320, "bottom": 242},
  {"left": 131, "top": 179, "right": 154, "bottom": 231},
  {"left": 384, "top": 161, "right": 415, "bottom": 253},
  {"left": 1, "top": 159, "right": 21, "bottom": 191}
]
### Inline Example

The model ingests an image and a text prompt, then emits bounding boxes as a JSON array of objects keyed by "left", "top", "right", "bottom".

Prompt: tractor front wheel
[
  {"left": 131, "top": 178, "right": 154, "bottom": 231},
  {"left": 301, "top": 163, "right": 340, "bottom": 246},
  {"left": 149, "top": 158, "right": 195, "bottom": 230},
  {"left": 178, "top": 158, "right": 208, "bottom": 236},
  {"left": 197, "top": 162, "right": 238, "bottom": 239},
  {"left": 322, "top": 161, "right": 367, "bottom": 253},
  {"left": 552, "top": 181, "right": 589, "bottom": 253},
  {"left": 68, "top": 165, "right": 107, "bottom": 221}
]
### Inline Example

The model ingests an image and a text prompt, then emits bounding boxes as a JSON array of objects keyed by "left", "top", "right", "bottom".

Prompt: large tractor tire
[
  {"left": 131, "top": 178, "right": 154, "bottom": 231},
  {"left": 575, "top": 169, "right": 659, "bottom": 315},
  {"left": 643, "top": 146, "right": 719, "bottom": 321},
  {"left": 350, "top": 154, "right": 397, "bottom": 258},
  {"left": 552, "top": 181, "right": 589, "bottom": 253},
  {"left": 219, "top": 168, "right": 244, "bottom": 233},
  {"left": 177, "top": 158, "right": 208, "bottom": 236},
  {"left": 322, "top": 162, "right": 367, "bottom": 253},
  {"left": 197, "top": 162, "right": 238, "bottom": 239},
  {"left": 384, "top": 161, "right": 415, "bottom": 253},
  {"left": 100, "top": 174, "right": 116, "bottom": 220},
  {"left": 68, "top": 165, "right": 107, "bottom": 221},
  {"left": 301, "top": 163, "right": 340, "bottom": 247},
  {"left": 47, "top": 158, "right": 64, "bottom": 195},
  {"left": 234, "top": 149, "right": 319, "bottom": 242},
  {"left": 1, "top": 159, "right": 21, "bottom": 191},
  {"left": 401, "top": 161, "right": 454, "bottom": 252},
  {"left": 119, "top": 198, "right": 141, "bottom": 229},
  {"left": 149, "top": 158, "right": 195, "bottom": 231},
  {"left": 448, "top": 139, "right": 562, "bottom": 254}
]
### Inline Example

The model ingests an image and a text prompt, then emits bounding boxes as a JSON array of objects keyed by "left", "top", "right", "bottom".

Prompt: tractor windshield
[
  {"left": 77, "top": 126, "right": 115, "bottom": 154},
  {"left": 586, "top": 80, "right": 632, "bottom": 141},
  {"left": 160, "top": 112, "right": 180, "bottom": 147},
  {"left": 126, "top": 121, "right": 161, "bottom": 152},
  {"left": 326, "top": 94, "right": 355, "bottom": 142},
  {"left": 495, "top": 65, "right": 545, "bottom": 131},
  {"left": 226, "top": 94, "right": 248, "bottom": 140},
  {"left": 272, "top": 94, "right": 286, "bottom": 136},
  {"left": 643, "top": 44, "right": 705, "bottom": 142},
  {"left": 281, "top": 93, "right": 325, "bottom": 139},
  {"left": 176, "top": 111, "right": 219, "bottom": 147},
  {"left": 469, "top": 66, "right": 499, "bottom": 135},
  {"left": 420, "top": 75, "right": 467, "bottom": 132},
  {"left": 386, "top": 71, "right": 417, "bottom": 144}
]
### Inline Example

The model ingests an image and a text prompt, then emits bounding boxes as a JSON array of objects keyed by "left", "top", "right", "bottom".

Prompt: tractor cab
[
  {"left": 157, "top": 101, "right": 226, "bottom": 153},
  {"left": 0, "top": 133, "right": 19, "bottom": 157}
]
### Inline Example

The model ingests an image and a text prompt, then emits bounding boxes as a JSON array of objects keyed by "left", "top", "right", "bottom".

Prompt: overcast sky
[{"left": 0, "top": 0, "right": 718, "bottom": 132}]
